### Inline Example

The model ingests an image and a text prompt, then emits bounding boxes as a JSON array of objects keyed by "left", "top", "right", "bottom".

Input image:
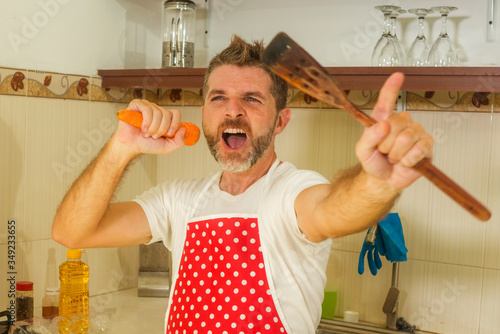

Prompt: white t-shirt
[{"left": 134, "top": 161, "right": 332, "bottom": 333}]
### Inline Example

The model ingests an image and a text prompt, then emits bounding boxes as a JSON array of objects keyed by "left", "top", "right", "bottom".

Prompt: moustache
[{"left": 217, "top": 119, "right": 252, "bottom": 135}]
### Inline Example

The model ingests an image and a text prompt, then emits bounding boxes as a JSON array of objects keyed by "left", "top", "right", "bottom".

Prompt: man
[{"left": 52, "top": 35, "right": 433, "bottom": 333}]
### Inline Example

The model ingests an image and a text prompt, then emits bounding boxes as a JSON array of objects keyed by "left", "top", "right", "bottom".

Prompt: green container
[{"left": 321, "top": 290, "right": 337, "bottom": 319}]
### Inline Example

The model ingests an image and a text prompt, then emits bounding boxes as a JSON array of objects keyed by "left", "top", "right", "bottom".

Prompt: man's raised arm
[{"left": 52, "top": 100, "right": 187, "bottom": 248}]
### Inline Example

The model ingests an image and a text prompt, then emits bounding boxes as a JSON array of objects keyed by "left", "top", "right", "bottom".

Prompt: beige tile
[
  {"left": 24, "top": 98, "right": 89, "bottom": 242},
  {"left": 0, "top": 242, "right": 16, "bottom": 312},
  {"left": 316, "top": 108, "right": 363, "bottom": 182},
  {"left": 183, "top": 88, "right": 203, "bottom": 106},
  {"left": 337, "top": 251, "right": 394, "bottom": 326},
  {"left": 345, "top": 90, "right": 379, "bottom": 111},
  {"left": 275, "top": 108, "right": 321, "bottom": 172},
  {"left": 479, "top": 269, "right": 500, "bottom": 334},
  {"left": 393, "top": 111, "right": 491, "bottom": 267},
  {"left": 408, "top": 91, "right": 495, "bottom": 112},
  {"left": 0, "top": 69, "right": 28, "bottom": 96},
  {"left": 323, "top": 248, "right": 345, "bottom": 317},
  {"left": 399, "top": 260, "right": 482, "bottom": 334},
  {"left": 484, "top": 113, "right": 500, "bottom": 269},
  {"left": 26, "top": 70, "right": 57, "bottom": 99},
  {"left": 287, "top": 90, "right": 321, "bottom": 109},
  {"left": 0, "top": 95, "right": 27, "bottom": 244},
  {"left": 87, "top": 101, "right": 121, "bottom": 154},
  {"left": 158, "top": 89, "right": 183, "bottom": 107},
  {"left": 87, "top": 247, "right": 139, "bottom": 298}
]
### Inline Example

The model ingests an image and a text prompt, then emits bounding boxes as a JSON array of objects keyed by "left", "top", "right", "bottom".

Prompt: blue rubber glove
[
  {"left": 358, "top": 226, "right": 387, "bottom": 276},
  {"left": 378, "top": 213, "right": 408, "bottom": 262}
]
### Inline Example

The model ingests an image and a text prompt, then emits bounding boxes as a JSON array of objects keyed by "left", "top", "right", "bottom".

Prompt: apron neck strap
[{"left": 190, "top": 157, "right": 281, "bottom": 218}]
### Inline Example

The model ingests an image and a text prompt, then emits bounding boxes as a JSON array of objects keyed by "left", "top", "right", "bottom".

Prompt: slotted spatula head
[{"left": 262, "top": 32, "right": 375, "bottom": 127}]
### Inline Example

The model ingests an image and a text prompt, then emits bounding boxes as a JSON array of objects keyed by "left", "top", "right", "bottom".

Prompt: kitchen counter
[{"left": 90, "top": 288, "right": 167, "bottom": 334}]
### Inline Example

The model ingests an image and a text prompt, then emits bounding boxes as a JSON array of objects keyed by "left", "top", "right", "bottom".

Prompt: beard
[{"left": 203, "top": 117, "right": 277, "bottom": 173}]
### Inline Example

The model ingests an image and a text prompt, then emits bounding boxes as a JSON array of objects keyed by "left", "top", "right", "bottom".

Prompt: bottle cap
[
  {"left": 46, "top": 287, "right": 60, "bottom": 295},
  {"left": 16, "top": 281, "right": 34, "bottom": 291},
  {"left": 67, "top": 249, "right": 82, "bottom": 259}
]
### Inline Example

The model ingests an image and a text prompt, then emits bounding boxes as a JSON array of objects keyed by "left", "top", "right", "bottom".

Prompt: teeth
[{"left": 223, "top": 128, "right": 246, "bottom": 134}]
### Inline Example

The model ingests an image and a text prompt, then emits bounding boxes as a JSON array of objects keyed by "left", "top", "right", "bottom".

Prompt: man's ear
[{"left": 274, "top": 108, "right": 291, "bottom": 135}]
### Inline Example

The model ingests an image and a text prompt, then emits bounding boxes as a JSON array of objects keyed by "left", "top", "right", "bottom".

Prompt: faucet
[{"left": 383, "top": 262, "right": 400, "bottom": 329}]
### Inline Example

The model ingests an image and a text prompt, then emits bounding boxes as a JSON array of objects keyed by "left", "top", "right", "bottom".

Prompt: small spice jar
[
  {"left": 16, "top": 281, "right": 34, "bottom": 322},
  {"left": 42, "top": 287, "right": 59, "bottom": 319}
]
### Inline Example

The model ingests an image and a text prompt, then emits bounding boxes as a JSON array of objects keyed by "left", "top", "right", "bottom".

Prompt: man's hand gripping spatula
[{"left": 262, "top": 32, "right": 491, "bottom": 222}]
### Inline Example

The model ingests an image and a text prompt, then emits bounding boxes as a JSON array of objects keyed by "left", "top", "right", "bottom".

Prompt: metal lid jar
[{"left": 162, "top": 0, "right": 196, "bottom": 68}]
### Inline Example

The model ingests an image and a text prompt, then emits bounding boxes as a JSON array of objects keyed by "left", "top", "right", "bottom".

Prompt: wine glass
[
  {"left": 407, "top": 8, "right": 433, "bottom": 66},
  {"left": 372, "top": 5, "right": 404, "bottom": 66},
  {"left": 428, "top": 6, "right": 459, "bottom": 66},
  {"left": 389, "top": 8, "right": 407, "bottom": 65}
]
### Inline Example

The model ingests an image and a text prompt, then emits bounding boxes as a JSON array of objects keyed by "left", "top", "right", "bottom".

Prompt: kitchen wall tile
[
  {"left": 393, "top": 111, "right": 491, "bottom": 267},
  {"left": 398, "top": 259, "right": 482, "bottom": 334},
  {"left": 325, "top": 249, "right": 394, "bottom": 321},
  {"left": 484, "top": 113, "right": 500, "bottom": 270},
  {"left": 288, "top": 91, "right": 321, "bottom": 109},
  {"left": 0, "top": 243, "right": 16, "bottom": 312},
  {"left": 407, "top": 91, "right": 495, "bottom": 112},
  {"left": 24, "top": 98, "right": 88, "bottom": 242},
  {"left": 87, "top": 247, "right": 139, "bottom": 301},
  {"left": 343, "top": 90, "right": 379, "bottom": 111},
  {"left": 316, "top": 109, "right": 362, "bottom": 179},
  {"left": 275, "top": 108, "right": 321, "bottom": 172},
  {"left": 0, "top": 95, "right": 27, "bottom": 245},
  {"left": 182, "top": 88, "right": 203, "bottom": 106},
  {"left": 337, "top": 250, "right": 394, "bottom": 326},
  {"left": 87, "top": 101, "right": 122, "bottom": 155},
  {"left": 26, "top": 70, "right": 57, "bottom": 99},
  {"left": 479, "top": 269, "right": 500, "bottom": 334},
  {"left": 0, "top": 69, "right": 27, "bottom": 97},
  {"left": 158, "top": 89, "right": 183, "bottom": 107},
  {"left": 323, "top": 248, "right": 345, "bottom": 317}
]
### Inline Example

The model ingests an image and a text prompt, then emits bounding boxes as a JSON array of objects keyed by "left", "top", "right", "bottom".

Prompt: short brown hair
[{"left": 202, "top": 35, "right": 288, "bottom": 112}]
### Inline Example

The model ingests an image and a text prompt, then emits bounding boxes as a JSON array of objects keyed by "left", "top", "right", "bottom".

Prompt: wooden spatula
[{"left": 263, "top": 32, "right": 491, "bottom": 221}]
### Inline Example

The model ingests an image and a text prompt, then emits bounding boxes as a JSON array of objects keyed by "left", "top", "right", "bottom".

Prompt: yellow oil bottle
[{"left": 59, "top": 249, "right": 89, "bottom": 334}]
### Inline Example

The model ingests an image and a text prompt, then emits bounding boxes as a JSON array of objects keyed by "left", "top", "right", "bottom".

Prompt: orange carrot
[{"left": 117, "top": 109, "right": 200, "bottom": 146}]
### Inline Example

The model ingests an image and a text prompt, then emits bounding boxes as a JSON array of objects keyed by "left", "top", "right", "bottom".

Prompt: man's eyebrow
[
  {"left": 207, "top": 89, "right": 225, "bottom": 97},
  {"left": 243, "top": 91, "right": 267, "bottom": 100},
  {"left": 207, "top": 90, "right": 268, "bottom": 100}
]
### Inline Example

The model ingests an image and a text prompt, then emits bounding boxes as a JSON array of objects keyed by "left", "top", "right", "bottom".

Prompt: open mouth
[{"left": 222, "top": 128, "right": 247, "bottom": 149}]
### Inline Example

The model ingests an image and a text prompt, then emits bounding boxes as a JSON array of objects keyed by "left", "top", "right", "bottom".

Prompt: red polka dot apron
[{"left": 166, "top": 160, "right": 288, "bottom": 334}]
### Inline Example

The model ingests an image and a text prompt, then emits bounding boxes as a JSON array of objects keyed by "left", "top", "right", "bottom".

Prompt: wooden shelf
[{"left": 98, "top": 67, "right": 500, "bottom": 92}]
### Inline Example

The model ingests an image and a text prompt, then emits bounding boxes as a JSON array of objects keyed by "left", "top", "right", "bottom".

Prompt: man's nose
[{"left": 225, "top": 98, "right": 245, "bottom": 118}]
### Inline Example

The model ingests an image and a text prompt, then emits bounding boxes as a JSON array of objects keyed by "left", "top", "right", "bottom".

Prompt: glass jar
[
  {"left": 42, "top": 287, "right": 60, "bottom": 319},
  {"left": 16, "top": 281, "right": 34, "bottom": 322},
  {"left": 162, "top": 0, "right": 196, "bottom": 68}
]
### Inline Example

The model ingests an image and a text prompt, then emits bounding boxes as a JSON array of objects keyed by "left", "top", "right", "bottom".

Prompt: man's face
[{"left": 202, "top": 65, "right": 279, "bottom": 173}]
